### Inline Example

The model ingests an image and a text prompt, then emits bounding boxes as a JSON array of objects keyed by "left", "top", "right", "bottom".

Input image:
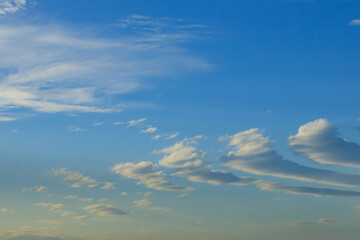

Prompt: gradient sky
[{"left": 1, "top": 0, "right": 360, "bottom": 239}]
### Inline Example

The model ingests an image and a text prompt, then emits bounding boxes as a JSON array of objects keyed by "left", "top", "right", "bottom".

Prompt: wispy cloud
[
  {"left": 67, "top": 126, "right": 86, "bottom": 133},
  {"left": 133, "top": 198, "right": 171, "bottom": 212},
  {"left": 349, "top": 19, "right": 360, "bottom": 26},
  {"left": 111, "top": 161, "right": 193, "bottom": 191},
  {"left": 50, "top": 168, "right": 116, "bottom": 190},
  {"left": 22, "top": 185, "right": 49, "bottom": 193},
  {"left": 83, "top": 204, "right": 128, "bottom": 216},
  {"left": 0, "top": 17, "right": 209, "bottom": 118},
  {"left": 0, "top": 0, "right": 26, "bottom": 15},
  {"left": 34, "top": 203, "right": 73, "bottom": 217},
  {"left": 140, "top": 126, "right": 157, "bottom": 134}
]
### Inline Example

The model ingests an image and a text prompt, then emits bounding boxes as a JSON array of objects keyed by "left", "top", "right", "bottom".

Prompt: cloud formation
[
  {"left": 0, "top": 18, "right": 208, "bottom": 118},
  {"left": 111, "top": 161, "right": 192, "bottom": 191},
  {"left": 51, "top": 168, "right": 116, "bottom": 190},
  {"left": 221, "top": 128, "right": 360, "bottom": 188},
  {"left": 83, "top": 204, "right": 128, "bottom": 216},
  {"left": 0, "top": 0, "right": 26, "bottom": 15},
  {"left": 350, "top": 19, "right": 360, "bottom": 26},
  {"left": 22, "top": 185, "right": 49, "bottom": 193},
  {"left": 289, "top": 119, "right": 360, "bottom": 168}
]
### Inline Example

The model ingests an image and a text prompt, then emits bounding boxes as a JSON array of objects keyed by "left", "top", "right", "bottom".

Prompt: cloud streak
[
  {"left": 221, "top": 128, "right": 360, "bottom": 188},
  {"left": 0, "top": 18, "right": 209, "bottom": 118},
  {"left": 289, "top": 119, "right": 360, "bottom": 168},
  {"left": 51, "top": 168, "right": 116, "bottom": 190}
]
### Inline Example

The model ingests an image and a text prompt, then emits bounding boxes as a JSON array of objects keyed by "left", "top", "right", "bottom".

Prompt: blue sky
[{"left": 1, "top": 0, "right": 360, "bottom": 239}]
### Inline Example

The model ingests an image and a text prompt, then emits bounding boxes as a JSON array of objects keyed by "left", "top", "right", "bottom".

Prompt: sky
[{"left": 1, "top": 0, "right": 360, "bottom": 239}]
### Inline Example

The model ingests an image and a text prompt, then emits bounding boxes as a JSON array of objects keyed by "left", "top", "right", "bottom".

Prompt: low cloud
[
  {"left": 289, "top": 119, "right": 360, "bottom": 168},
  {"left": 222, "top": 128, "right": 360, "bottom": 188},
  {"left": 83, "top": 204, "right": 128, "bottom": 216},
  {"left": 111, "top": 161, "right": 192, "bottom": 191},
  {"left": 22, "top": 186, "right": 49, "bottom": 193},
  {"left": 141, "top": 127, "right": 157, "bottom": 134},
  {"left": 133, "top": 198, "right": 171, "bottom": 212},
  {"left": 349, "top": 19, "right": 360, "bottom": 26},
  {"left": 51, "top": 168, "right": 116, "bottom": 190},
  {"left": 0, "top": 0, "right": 26, "bottom": 15}
]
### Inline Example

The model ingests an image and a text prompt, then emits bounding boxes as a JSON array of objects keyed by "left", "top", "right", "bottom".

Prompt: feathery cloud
[
  {"left": 0, "top": 0, "right": 26, "bottom": 15},
  {"left": 51, "top": 168, "right": 116, "bottom": 190},
  {"left": 111, "top": 161, "right": 192, "bottom": 191},
  {"left": 83, "top": 204, "right": 128, "bottom": 216}
]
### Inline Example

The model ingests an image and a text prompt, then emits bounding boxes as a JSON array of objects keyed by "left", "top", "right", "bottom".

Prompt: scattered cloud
[
  {"left": 152, "top": 132, "right": 180, "bottom": 140},
  {"left": 289, "top": 119, "right": 360, "bottom": 168},
  {"left": 349, "top": 19, "right": 360, "bottom": 26},
  {"left": 0, "top": 18, "right": 209, "bottom": 118},
  {"left": 22, "top": 186, "right": 49, "bottom": 193},
  {"left": 221, "top": 128, "right": 360, "bottom": 188},
  {"left": 353, "top": 205, "right": 360, "bottom": 214},
  {"left": 0, "top": 116, "right": 17, "bottom": 121},
  {"left": 50, "top": 168, "right": 116, "bottom": 190},
  {"left": 0, "top": 0, "right": 26, "bottom": 15},
  {"left": 92, "top": 122, "right": 104, "bottom": 126},
  {"left": 78, "top": 197, "right": 93, "bottom": 202},
  {"left": 34, "top": 203, "right": 73, "bottom": 217},
  {"left": 37, "top": 220, "right": 63, "bottom": 225},
  {"left": 133, "top": 198, "right": 171, "bottom": 211},
  {"left": 279, "top": 218, "right": 335, "bottom": 226},
  {"left": 121, "top": 192, "right": 128, "bottom": 196},
  {"left": 156, "top": 140, "right": 206, "bottom": 169},
  {"left": 256, "top": 181, "right": 360, "bottom": 197},
  {"left": 111, "top": 161, "right": 193, "bottom": 191},
  {"left": 317, "top": 218, "right": 335, "bottom": 224},
  {"left": 127, "top": 118, "right": 147, "bottom": 127},
  {"left": 140, "top": 126, "right": 157, "bottom": 134},
  {"left": 72, "top": 215, "right": 88, "bottom": 220},
  {"left": 133, "top": 198, "right": 152, "bottom": 207},
  {"left": 67, "top": 126, "right": 86, "bottom": 133},
  {"left": 83, "top": 204, "right": 128, "bottom": 216},
  {"left": 64, "top": 195, "right": 77, "bottom": 200}
]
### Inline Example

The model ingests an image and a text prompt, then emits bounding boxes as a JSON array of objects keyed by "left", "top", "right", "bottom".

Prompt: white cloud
[
  {"left": 37, "top": 220, "right": 63, "bottom": 225},
  {"left": 50, "top": 168, "right": 116, "bottom": 190},
  {"left": 133, "top": 198, "right": 152, "bottom": 207},
  {"left": 0, "top": 0, "right": 26, "bottom": 15},
  {"left": 0, "top": 208, "right": 9, "bottom": 213},
  {"left": 354, "top": 205, "right": 360, "bottom": 214},
  {"left": 64, "top": 195, "right": 77, "bottom": 200},
  {"left": 256, "top": 181, "right": 360, "bottom": 197},
  {"left": 151, "top": 132, "right": 179, "bottom": 140},
  {"left": 222, "top": 128, "right": 360, "bottom": 188},
  {"left": 92, "top": 122, "right": 104, "bottom": 126},
  {"left": 350, "top": 19, "right": 360, "bottom": 26},
  {"left": 22, "top": 186, "right": 49, "bottom": 193},
  {"left": 289, "top": 119, "right": 360, "bottom": 168},
  {"left": 84, "top": 204, "right": 128, "bottom": 216},
  {"left": 34, "top": 203, "right": 73, "bottom": 217},
  {"left": 78, "top": 197, "right": 93, "bottom": 202},
  {"left": 317, "top": 218, "right": 335, "bottom": 224},
  {"left": 111, "top": 161, "right": 192, "bottom": 191},
  {"left": 127, "top": 118, "right": 147, "bottom": 127},
  {"left": 72, "top": 215, "right": 88, "bottom": 220},
  {"left": 140, "top": 127, "right": 157, "bottom": 134},
  {"left": 0, "top": 116, "right": 17, "bottom": 121},
  {"left": 133, "top": 198, "right": 171, "bottom": 211},
  {"left": 0, "top": 19, "right": 209, "bottom": 118},
  {"left": 121, "top": 192, "right": 128, "bottom": 196},
  {"left": 67, "top": 126, "right": 86, "bottom": 133}
]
